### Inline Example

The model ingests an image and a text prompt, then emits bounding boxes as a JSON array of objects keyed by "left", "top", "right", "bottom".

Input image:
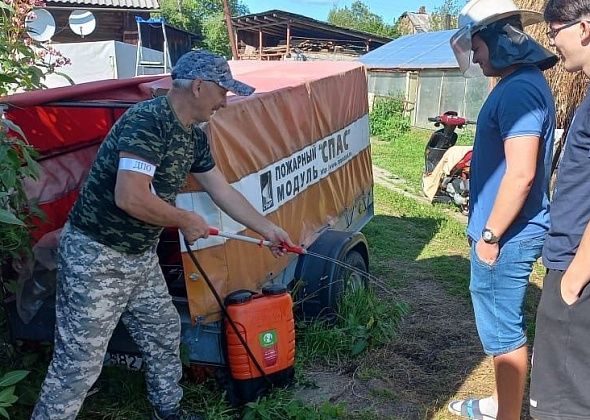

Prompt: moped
[{"left": 422, "top": 111, "right": 475, "bottom": 216}]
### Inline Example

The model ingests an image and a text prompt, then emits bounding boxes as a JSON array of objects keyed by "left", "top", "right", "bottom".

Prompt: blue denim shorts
[{"left": 469, "top": 235, "right": 543, "bottom": 356}]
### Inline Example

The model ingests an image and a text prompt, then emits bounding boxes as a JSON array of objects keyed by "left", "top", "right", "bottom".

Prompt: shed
[
  {"left": 44, "top": 0, "right": 198, "bottom": 54},
  {"left": 232, "top": 10, "right": 391, "bottom": 61},
  {"left": 360, "top": 30, "right": 491, "bottom": 128}
]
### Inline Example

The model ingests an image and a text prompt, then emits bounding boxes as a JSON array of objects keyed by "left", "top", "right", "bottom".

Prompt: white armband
[{"left": 118, "top": 158, "right": 156, "bottom": 177}]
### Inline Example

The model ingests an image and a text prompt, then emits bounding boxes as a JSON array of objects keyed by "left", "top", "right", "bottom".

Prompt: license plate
[{"left": 104, "top": 351, "right": 143, "bottom": 371}]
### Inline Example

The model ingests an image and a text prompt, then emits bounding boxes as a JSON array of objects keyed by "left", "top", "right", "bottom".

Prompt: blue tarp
[{"left": 360, "top": 30, "right": 459, "bottom": 70}]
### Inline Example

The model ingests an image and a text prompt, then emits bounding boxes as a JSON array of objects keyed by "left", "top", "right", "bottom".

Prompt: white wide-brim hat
[{"left": 450, "top": 0, "right": 544, "bottom": 76}]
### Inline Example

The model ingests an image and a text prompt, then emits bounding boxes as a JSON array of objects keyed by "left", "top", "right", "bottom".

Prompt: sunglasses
[{"left": 545, "top": 19, "right": 586, "bottom": 39}]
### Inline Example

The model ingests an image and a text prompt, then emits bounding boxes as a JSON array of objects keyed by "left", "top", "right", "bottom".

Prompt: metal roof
[
  {"left": 360, "top": 29, "right": 458, "bottom": 70},
  {"left": 47, "top": 0, "right": 159, "bottom": 9}
]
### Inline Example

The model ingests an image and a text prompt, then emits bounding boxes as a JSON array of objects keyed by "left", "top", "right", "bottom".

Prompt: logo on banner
[{"left": 260, "top": 170, "right": 274, "bottom": 211}]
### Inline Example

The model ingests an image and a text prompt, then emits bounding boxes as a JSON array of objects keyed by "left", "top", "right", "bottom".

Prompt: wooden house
[
  {"left": 44, "top": 0, "right": 158, "bottom": 45},
  {"left": 397, "top": 7, "right": 431, "bottom": 36}
]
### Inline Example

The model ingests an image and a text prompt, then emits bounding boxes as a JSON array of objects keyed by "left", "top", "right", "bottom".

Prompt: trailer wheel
[
  {"left": 332, "top": 250, "right": 368, "bottom": 307},
  {"left": 293, "top": 230, "right": 369, "bottom": 321}
]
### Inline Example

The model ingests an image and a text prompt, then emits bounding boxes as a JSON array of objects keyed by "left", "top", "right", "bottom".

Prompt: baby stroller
[{"left": 422, "top": 111, "right": 474, "bottom": 216}]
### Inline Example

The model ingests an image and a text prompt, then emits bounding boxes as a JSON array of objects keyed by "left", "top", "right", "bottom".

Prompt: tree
[
  {"left": 158, "top": 0, "right": 203, "bottom": 34},
  {"left": 1, "top": 0, "right": 68, "bottom": 267},
  {"left": 1, "top": 5, "right": 49, "bottom": 413},
  {"left": 201, "top": 12, "right": 232, "bottom": 56},
  {"left": 158, "top": 0, "right": 249, "bottom": 56},
  {"left": 328, "top": 0, "right": 398, "bottom": 38},
  {"left": 430, "top": 0, "right": 465, "bottom": 31}
]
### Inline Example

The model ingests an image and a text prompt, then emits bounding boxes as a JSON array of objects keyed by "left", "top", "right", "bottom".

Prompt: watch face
[{"left": 483, "top": 230, "right": 492, "bottom": 241}]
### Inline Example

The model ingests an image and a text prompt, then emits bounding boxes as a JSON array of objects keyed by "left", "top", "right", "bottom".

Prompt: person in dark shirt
[
  {"left": 529, "top": 1, "right": 590, "bottom": 418},
  {"left": 31, "top": 50, "right": 294, "bottom": 420},
  {"left": 448, "top": 0, "right": 557, "bottom": 418}
]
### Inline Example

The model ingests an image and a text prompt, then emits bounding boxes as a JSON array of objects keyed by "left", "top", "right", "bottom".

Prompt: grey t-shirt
[{"left": 543, "top": 87, "right": 590, "bottom": 270}]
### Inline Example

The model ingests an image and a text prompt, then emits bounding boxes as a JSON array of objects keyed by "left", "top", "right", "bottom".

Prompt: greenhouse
[{"left": 360, "top": 30, "right": 491, "bottom": 128}]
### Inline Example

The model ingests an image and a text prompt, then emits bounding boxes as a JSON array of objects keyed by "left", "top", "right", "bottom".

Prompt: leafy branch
[
  {"left": 0, "top": 119, "right": 41, "bottom": 266},
  {"left": 0, "top": 0, "right": 71, "bottom": 96},
  {"left": 0, "top": 370, "right": 29, "bottom": 419}
]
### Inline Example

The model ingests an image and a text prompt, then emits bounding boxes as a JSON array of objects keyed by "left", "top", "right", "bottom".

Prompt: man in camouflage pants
[{"left": 31, "top": 50, "right": 294, "bottom": 420}]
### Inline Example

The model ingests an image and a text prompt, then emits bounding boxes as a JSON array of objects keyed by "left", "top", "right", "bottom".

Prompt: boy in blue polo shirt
[{"left": 448, "top": 0, "right": 557, "bottom": 418}]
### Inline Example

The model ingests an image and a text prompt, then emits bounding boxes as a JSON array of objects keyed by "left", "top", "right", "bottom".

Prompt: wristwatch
[{"left": 481, "top": 228, "right": 500, "bottom": 244}]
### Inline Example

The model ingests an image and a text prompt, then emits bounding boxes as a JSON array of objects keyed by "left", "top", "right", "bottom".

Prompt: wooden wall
[{"left": 49, "top": 9, "right": 150, "bottom": 44}]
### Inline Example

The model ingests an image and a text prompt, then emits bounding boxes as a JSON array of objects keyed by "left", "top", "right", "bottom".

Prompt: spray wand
[
  {"left": 207, "top": 227, "right": 306, "bottom": 255},
  {"left": 205, "top": 227, "right": 399, "bottom": 299}
]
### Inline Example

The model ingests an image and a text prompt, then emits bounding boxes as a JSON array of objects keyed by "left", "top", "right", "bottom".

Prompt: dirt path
[
  {"left": 296, "top": 166, "right": 541, "bottom": 419},
  {"left": 297, "top": 265, "right": 495, "bottom": 419},
  {"left": 371, "top": 166, "right": 468, "bottom": 225}
]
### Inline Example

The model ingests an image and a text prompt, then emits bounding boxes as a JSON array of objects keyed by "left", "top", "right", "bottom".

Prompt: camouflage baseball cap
[{"left": 171, "top": 50, "right": 255, "bottom": 96}]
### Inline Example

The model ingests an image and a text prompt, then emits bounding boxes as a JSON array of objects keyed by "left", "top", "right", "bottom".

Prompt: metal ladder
[{"left": 134, "top": 17, "right": 172, "bottom": 76}]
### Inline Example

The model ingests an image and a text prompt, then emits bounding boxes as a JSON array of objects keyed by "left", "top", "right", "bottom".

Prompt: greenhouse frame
[{"left": 360, "top": 30, "right": 492, "bottom": 128}]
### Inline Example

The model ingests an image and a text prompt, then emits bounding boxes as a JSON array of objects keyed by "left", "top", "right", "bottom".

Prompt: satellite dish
[
  {"left": 25, "top": 8, "right": 56, "bottom": 42},
  {"left": 68, "top": 10, "right": 96, "bottom": 38}
]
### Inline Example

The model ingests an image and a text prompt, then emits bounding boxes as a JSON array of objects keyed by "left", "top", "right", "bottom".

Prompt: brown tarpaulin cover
[{"left": 178, "top": 61, "right": 372, "bottom": 322}]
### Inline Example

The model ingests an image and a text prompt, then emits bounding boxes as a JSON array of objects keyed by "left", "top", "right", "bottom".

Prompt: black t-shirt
[{"left": 543, "top": 87, "right": 590, "bottom": 269}]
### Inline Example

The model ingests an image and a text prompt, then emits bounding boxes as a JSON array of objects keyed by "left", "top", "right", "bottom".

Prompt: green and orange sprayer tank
[{"left": 224, "top": 284, "right": 295, "bottom": 402}]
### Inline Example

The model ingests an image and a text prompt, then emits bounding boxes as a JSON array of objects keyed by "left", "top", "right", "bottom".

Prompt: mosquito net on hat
[{"left": 475, "top": 16, "right": 558, "bottom": 71}]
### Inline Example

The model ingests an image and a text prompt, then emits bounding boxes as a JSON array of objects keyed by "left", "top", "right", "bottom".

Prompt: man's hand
[
  {"left": 475, "top": 239, "right": 500, "bottom": 265},
  {"left": 179, "top": 212, "right": 210, "bottom": 244},
  {"left": 261, "top": 225, "right": 295, "bottom": 258},
  {"left": 561, "top": 271, "right": 583, "bottom": 305}
]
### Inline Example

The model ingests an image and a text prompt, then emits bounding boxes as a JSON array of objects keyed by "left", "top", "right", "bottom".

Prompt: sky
[{"left": 242, "top": 0, "right": 448, "bottom": 24}]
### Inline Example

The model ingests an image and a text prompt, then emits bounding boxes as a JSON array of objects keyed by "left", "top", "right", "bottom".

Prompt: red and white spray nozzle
[{"left": 207, "top": 227, "right": 306, "bottom": 255}]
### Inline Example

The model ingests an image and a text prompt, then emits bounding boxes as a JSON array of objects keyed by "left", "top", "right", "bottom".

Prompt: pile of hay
[{"left": 517, "top": 0, "right": 588, "bottom": 131}]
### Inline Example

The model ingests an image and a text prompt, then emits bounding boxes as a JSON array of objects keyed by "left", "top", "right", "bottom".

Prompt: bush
[
  {"left": 0, "top": 1, "right": 71, "bottom": 96},
  {"left": 369, "top": 96, "right": 411, "bottom": 142},
  {"left": 0, "top": 370, "right": 29, "bottom": 419},
  {"left": 0, "top": 128, "right": 41, "bottom": 267},
  {"left": 243, "top": 388, "right": 345, "bottom": 420}
]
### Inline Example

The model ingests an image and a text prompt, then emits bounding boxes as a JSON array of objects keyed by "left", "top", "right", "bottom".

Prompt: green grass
[
  {"left": 242, "top": 388, "right": 346, "bottom": 420},
  {"left": 370, "top": 127, "right": 475, "bottom": 194},
  {"left": 365, "top": 185, "right": 471, "bottom": 299},
  {"left": 370, "top": 129, "right": 430, "bottom": 193},
  {"left": 369, "top": 96, "right": 411, "bottom": 142},
  {"left": 369, "top": 387, "right": 398, "bottom": 403},
  {"left": 296, "top": 287, "right": 408, "bottom": 367},
  {"left": 1, "top": 286, "right": 400, "bottom": 420}
]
